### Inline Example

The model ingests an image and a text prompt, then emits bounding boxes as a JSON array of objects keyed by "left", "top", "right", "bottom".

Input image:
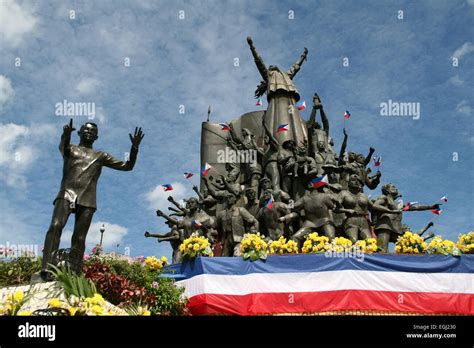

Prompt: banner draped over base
[{"left": 163, "top": 254, "right": 474, "bottom": 315}]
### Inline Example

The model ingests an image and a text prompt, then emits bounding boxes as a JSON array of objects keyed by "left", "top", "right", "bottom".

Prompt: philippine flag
[
  {"left": 296, "top": 100, "right": 306, "bottom": 111},
  {"left": 162, "top": 184, "right": 173, "bottom": 191},
  {"left": 403, "top": 201, "right": 418, "bottom": 211},
  {"left": 265, "top": 195, "right": 274, "bottom": 209},
  {"left": 373, "top": 155, "right": 382, "bottom": 167},
  {"left": 256, "top": 98, "right": 263, "bottom": 106},
  {"left": 440, "top": 195, "right": 448, "bottom": 202},
  {"left": 201, "top": 163, "right": 212, "bottom": 177},
  {"left": 184, "top": 172, "right": 194, "bottom": 179},
  {"left": 431, "top": 208, "right": 442, "bottom": 215},
  {"left": 219, "top": 123, "right": 231, "bottom": 131},
  {"left": 192, "top": 220, "right": 202, "bottom": 229},
  {"left": 397, "top": 199, "right": 404, "bottom": 209},
  {"left": 344, "top": 110, "right": 351, "bottom": 119},
  {"left": 311, "top": 175, "right": 328, "bottom": 188},
  {"left": 277, "top": 124, "right": 289, "bottom": 133}
]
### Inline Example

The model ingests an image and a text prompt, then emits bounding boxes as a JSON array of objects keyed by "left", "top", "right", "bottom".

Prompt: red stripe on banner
[{"left": 187, "top": 290, "right": 474, "bottom": 315}]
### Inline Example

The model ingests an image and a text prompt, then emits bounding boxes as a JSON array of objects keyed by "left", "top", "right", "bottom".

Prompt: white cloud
[
  {"left": 144, "top": 182, "right": 193, "bottom": 213},
  {"left": 60, "top": 221, "right": 128, "bottom": 251},
  {"left": 448, "top": 74, "right": 463, "bottom": 86},
  {"left": 468, "top": 0, "right": 474, "bottom": 7},
  {"left": 75, "top": 77, "right": 101, "bottom": 95},
  {"left": 0, "top": 123, "right": 55, "bottom": 188},
  {"left": 0, "top": 0, "right": 37, "bottom": 47},
  {"left": 456, "top": 100, "right": 471, "bottom": 116},
  {"left": 0, "top": 75, "right": 14, "bottom": 110},
  {"left": 451, "top": 42, "right": 474, "bottom": 60}
]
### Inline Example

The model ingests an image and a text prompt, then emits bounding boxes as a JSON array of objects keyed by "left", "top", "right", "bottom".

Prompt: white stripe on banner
[{"left": 176, "top": 270, "right": 474, "bottom": 298}]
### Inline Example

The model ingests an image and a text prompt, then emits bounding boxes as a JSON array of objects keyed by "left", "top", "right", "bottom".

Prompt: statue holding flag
[{"left": 373, "top": 183, "right": 442, "bottom": 252}]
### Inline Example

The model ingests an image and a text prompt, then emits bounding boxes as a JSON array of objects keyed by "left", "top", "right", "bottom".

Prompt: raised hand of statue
[
  {"left": 144, "top": 231, "right": 150, "bottom": 237},
  {"left": 375, "top": 170, "right": 382, "bottom": 178},
  {"left": 303, "top": 47, "right": 308, "bottom": 59},
  {"left": 156, "top": 209, "right": 164, "bottom": 217},
  {"left": 313, "top": 93, "right": 322, "bottom": 110},
  {"left": 369, "top": 146, "right": 375, "bottom": 153},
  {"left": 246, "top": 36, "right": 253, "bottom": 46},
  {"left": 167, "top": 196, "right": 173, "bottom": 202},
  {"left": 192, "top": 185, "right": 199, "bottom": 191},
  {"left": 343, "top": 128, "right": 347, "bottom": 137},
  {"left": 63, "top": 118, "right": 76, "bottom": 136},
  {"left": 129, "top": 127, "right": 144, "bottom": 149},
  {"left": 431, "top": 203, "right": 442, "bottom": 210}
]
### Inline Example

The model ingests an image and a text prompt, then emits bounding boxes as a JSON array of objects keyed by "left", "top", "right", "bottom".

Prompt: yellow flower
[
  {"left": 69, "top": 307, "right": 78, "bottom": 316},
  {"left": 48, "top": 298, "right": 63, "bottom": 308},
  {"left": 160, "top": 256, "right": 168, "bottom": 263},
  {"left": 91, "top": 305, "right": 103, "bottom": 315},
  {"left": 13, "top": 291, "right": 24, "bottom": 303},
  {"left": 17, "top": 310, "right": 32, "bottom": 316}
]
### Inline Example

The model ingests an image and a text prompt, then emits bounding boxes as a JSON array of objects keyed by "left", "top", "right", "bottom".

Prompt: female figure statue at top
[{"left": 247, "top": 37, "right": 309, "bottom": 146}]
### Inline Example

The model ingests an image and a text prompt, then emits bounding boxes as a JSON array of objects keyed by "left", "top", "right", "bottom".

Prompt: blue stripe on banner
[{"left": 162, "top": 254, "right": 474, "bottom": 280}]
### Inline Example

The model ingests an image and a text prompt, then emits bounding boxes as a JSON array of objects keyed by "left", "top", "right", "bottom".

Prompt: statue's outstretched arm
[
  {"left": 406, "top": 203, "right": 441, "bottom": 212},
  {"left": 263, "top": 117, "right": 279, "bottom": 149},
  {"left": 287, "top": 47, "right": 308, "bottom": 79},
  {"left": 338, "top": 128, "right": 348, "bottom": 165},
  {"left": 320, "top": 107, "right": 329, "bottom": 134},
  {"left": 247, "top": 37, "right": 268, "bottom": 80},
  {"left": 307, "top": 102, "right": 317, "bottom": 128},
  {"left": 192, "top": 185, "right": 204, "bottom": 200},
  {"left": 60, "top": 118, "right": 75, "bottom": 156},
  {"left": 145, "top": 231, "right": 172, "bottom": 239},
  {"left": 365, "top": 147, "right": 375, "bottom": 167},
  {"left": 418, "top": 222, "right": 434, "bottom": 236}
]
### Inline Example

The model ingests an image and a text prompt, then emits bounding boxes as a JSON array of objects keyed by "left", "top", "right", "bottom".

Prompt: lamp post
[{"left": 99, "top": 224, "right": 105, "bottom": 248}]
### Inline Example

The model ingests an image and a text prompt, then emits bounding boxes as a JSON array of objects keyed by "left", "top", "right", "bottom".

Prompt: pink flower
[{"left": 83, "top": 254, "right": 90, "bottom": 261}]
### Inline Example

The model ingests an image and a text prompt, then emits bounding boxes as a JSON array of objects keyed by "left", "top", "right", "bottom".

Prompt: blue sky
[{"left": 0, "top": 0, "right": 473, "bottom": 259}]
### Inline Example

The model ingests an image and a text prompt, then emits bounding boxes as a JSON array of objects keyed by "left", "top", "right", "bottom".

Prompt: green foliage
[
  {"left": 147, "top": 278, "right": 188, "bottom": 315},
  {"left": 83, "top": 255, "right": 188, "bottom": 315},
  {"left": 49, "top": 264, "right": 97, "bottom": 299},
  {"left": 0, "top": 256, "right": 42, "bottom": 287}
]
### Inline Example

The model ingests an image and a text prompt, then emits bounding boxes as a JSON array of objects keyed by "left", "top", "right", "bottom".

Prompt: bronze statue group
[
  {"left": 146, "top": 37, "right": 441, "bottom": 264},
  {"left": 41, "top": 38, "right": 441, "bottom": 277}
]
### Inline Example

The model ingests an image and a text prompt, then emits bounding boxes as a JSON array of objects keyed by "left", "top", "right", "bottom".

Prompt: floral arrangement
[
  {"left": 301, "top": 233, "right": 329, "bottom": 253},
  {"left": 47, "top": 293, "right": 131, "bottom": 316},
  {"left": 425, "top": 236, "right": 461, "bottom": 256},
  {"left": 457, "top": 232, "right": 474, "bottom": 254},
  {"left": 268, "top": 236, "right": 298, "bottom": 254},
  {"left": 91, "top": 244, "right": 103, "bottom": 256},
  {"left": 144, "top": 256, "right": 168, "bottom": 270},
  {"left": 240, "top": 233, "right": 268, "bottom": 261},
  {"left": 326, "top": 237, "right": 353, "bottom": 253},
  {"left": 0, "top": 290, "right": 32, "bottom": 316},
  {"left": 395, "top": 231, "right": 427, "bottom": 254},
  {"left": 179, "top": 233, "right": 213, "bottom": 259},
  {"left": 354, "top": 238, "right": 378, "bottom": 253},
  {"left": 83, "top": 262, "right": 153, "bottom": 307}
]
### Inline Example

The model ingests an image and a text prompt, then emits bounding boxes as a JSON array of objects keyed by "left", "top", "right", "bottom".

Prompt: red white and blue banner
[{"left": 163, "top": 254, "right": 474, "bottom": 315}]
